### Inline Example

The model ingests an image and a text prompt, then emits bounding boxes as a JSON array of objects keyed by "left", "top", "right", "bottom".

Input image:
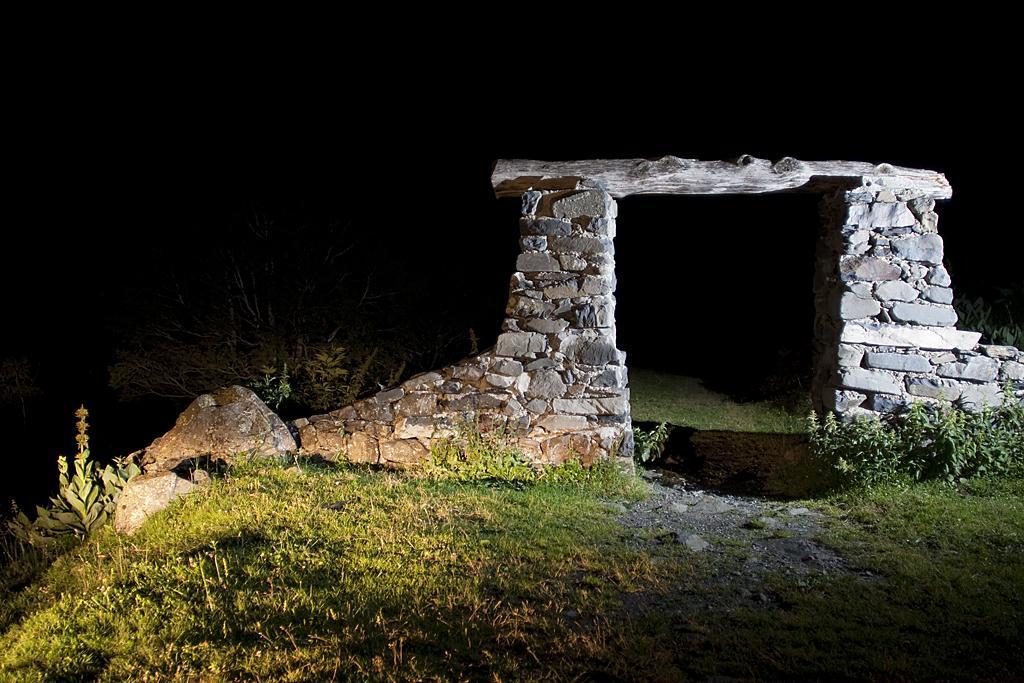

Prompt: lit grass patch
[{"left": 629, "top": 368, "right": 807, "bottom": 433}]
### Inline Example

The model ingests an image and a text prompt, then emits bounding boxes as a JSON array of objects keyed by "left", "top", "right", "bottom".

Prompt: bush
[
  {"left": 809, "top": 389, "right": 1024, "bottom": 486},
  {"left": 632, "top": 422, "right": 670, "bottom": 464}
]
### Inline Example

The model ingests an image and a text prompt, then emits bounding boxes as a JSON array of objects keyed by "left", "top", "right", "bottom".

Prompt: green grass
[
  {"left": 629, "top": 367, "right": 808, "bottom": 433},
  {"left": 3, "top": 462, "right": 1023, "bottom": 680}
]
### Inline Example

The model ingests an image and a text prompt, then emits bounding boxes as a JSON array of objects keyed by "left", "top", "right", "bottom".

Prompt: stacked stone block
[
  {"left": 295, "top": 189, "right": 633, "bottom": 466},
  {"left": 813, "top": 186, "right": 1023, "bottom": 418}
]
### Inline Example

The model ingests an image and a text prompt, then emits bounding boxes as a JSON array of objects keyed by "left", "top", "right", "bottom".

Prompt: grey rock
[
  {"left": 923, "top": 286, "right": 954, "bottom": 304},
  {"left": 868, "top": 394, "right": 906, "bottom": 412},
  {"left": 891, "top": 234, "right": 944, "bottom": 264},
  {"left": 863, "top": 352, "right": 931, "bottom": 373},
  {"left": 919, "top": 212, "right": 939, "bottom": 234},
  {"left": 908, "top": 197, "right": 936, "bottom": 216},
  {"left": 525, "top": 358, "right": 559, "bottom": 371},
  {"left": 833, "top": 390, "right": 866, "bottom": 411},
  {"left": 937, "top": 357, "right": 1001, "bottom": 382},
  {"left": 573, "top": 339, "right": 619, "bottom": 366},
  {"left": 874, "top": 281, "right": 920, "bottom": 302},
  {"left": 346, "top": 432, "right": 382, "bottom": 464},
  {"left": 495, "top": 332, "right": 546, "bottom": 357},
  {"left": 516, "top": 252, "right": 561, "bottom": 273},
  {"left": 491, "top": 359, "right": 524, "bottom": 376},
  {"left": 581, "top": 276, "right": 612, "bottom": 295},
  {"left": 485, "top": 373, "right": 517, "bottom": 388},
  {"left": 522, "top": 218, "right": 572, "bottom": 236},
  {"left": 552, "top": 396, "right": 629, "bottom": 415},
  {"left": 840, "top": 322, "right": 981, "bottom": 351},
  {"left": 927, "top": 265, "right": 952, "bottom": 287},
  {"left": 575, "top": 302, "right": 614, "bottom": 328},
  {"left": 376, "top": 388, "right": 405, "bottom": 403},
  {"left": 141, "top": 386, "right": 296, "bottom": 473},
  {"left": 906, "top": 378, "right": 962, "bottom": 401},
  {"left": 507, "top": 296, "right": 554, "bottom": 318},
  {"left": 548, "top": 236, "right": 613, "bottom": 256},
  {"left": 401, "top": 372, "right": 442, "bottom": 390},
  {"left": 847, "top": 281, "right": 873, "bottom": 298},
  {"left": 355, "top": 396, "right": 395, "bottom": 423},
  {"left": 543, "top": 282, "right": 580, "bottom": 299},
  {"left": 837, "top": 344, "right": 864, "bottom": 367},
  {"left": 891, "top": 302, "right": 957, "bottom": 327},
  {"left": 536, "top": 414, "right": 589, "bottom": 431},
  {"left": 526, "top": 318, "right": 570, "bottom": 334},
  {"left": 959, "top": 384, "right": 1004, "bottom": 410},
  {"left": 379, "top": 439, "right": 429, "bottom": 467},
  {"left": 393, "top": 416, "right": 437, "bottom": 440},
  {"left": 840, "top": 368, "right": 903, "bottom": 395},
  {"left": 519, "top": 236, "right": 547, "bottom": 251},
  {"left": 114, "top": 469, "right": 210, "bottom": 534},
  {"left": 521, "top": 191, "right": 542, "bottom": 216},
  {"left": 524, "top": 398, "right": 549, "bottom": 414},
  {"left": 840, "top": 292, "right": 881, "bottom": 319},
  {"left": 558, "top": 254, "right": 588, "bottom": 271},
  {"left": 839, "top": 256, "right": 902, "bottom": 282},
  {"left": 396, "top": 393, "right": 437, "bottom": 417},
  {"left": 845, "top": 202, "right": 916, "bottom": 229},
  {"left": 591, "top": 367, "right": 628, "bottom": 389},
  {"left": 526, "top": 369, "right": 567, "bottom": 399},
  {"left": 587, "top": 217, "right": 615, "bottom": 236},
  {"left": 452, "top": 365, "right": 484, "bottom": 381},
  {"left": 551, "top": 190, "right": 612, "bottom": 220},
  {"left": 982, "top": 345, "right": 1019, "bottom": 360},
  {"left": 1002, "top": 361, "right": 1024, "bottom": 381}
]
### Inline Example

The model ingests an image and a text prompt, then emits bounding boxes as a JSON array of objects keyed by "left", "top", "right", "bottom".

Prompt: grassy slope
[
  {"left": 629, "top": 367, "right": 808, "bottom": 433},
  {"left": 3, "top": 461, "right": 1024, "bottom": 681}
]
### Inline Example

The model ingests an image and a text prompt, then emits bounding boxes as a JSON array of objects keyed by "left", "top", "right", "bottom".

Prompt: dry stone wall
[
  {"left": 294, "top": 159, "right": 1023, "bottom": 470},
  {"left": 813, "top": 187, "right": 1023, "bottom": 417},
  {"left": 295, "top": 189, "right": 633, "bottom": 466}
]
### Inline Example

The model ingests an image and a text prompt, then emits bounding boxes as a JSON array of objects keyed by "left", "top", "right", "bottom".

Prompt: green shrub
[
  {"left": 424, "top": 422, "right": 536, "bottom": 482},
  {"left": 632, "top": 422, "right": 670, "bottom": 463},
  {"left": 809, "top": 389, "right": 1024, "bottom": 486},
  {"left": 8, "top": 407, "right": 140, "bottom": 542}
]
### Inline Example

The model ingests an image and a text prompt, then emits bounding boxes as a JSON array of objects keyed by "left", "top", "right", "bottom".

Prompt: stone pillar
[
  {"left": 813, "top": 186, "right": 1023, "bottom": 418},
  {"left": 294, "top": 188, "right": 633, "bottom": 466},
  {"left": 497, "top": 188, "right": 632, "bottom": 462}
]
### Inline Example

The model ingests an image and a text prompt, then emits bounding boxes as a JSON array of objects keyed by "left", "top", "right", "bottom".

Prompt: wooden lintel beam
[{"left": 491, "top": 156, "right": 952, "bottom": 200}]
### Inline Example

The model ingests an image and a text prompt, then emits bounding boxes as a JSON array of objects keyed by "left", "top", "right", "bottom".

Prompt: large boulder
[
  {"left": 141, "top": 385, "right": 296, "bottom": 472},
  {"left": 113, "top": 469, "right": 210, "bottom": 534}
]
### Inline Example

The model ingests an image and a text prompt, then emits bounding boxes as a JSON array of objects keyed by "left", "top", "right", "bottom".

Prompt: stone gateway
[{"left": 295, "top": 156, "right": 1023, "bottom": 465}]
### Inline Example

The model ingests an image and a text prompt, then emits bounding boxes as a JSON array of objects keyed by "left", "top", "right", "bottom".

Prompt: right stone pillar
[{"left": 813, "top": 185, "right": 1023, "bottom": 417}]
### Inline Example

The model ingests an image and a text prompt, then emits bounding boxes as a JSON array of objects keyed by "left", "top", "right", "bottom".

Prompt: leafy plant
[
  {"left": 632, "top": 422, "right": 670, "bottom": 463},
  {"left": 252, "top": 363, "right": 293, "bottom": 409},
  {"left": 8, "top": 407, "right": 140, "bottom": 542},
  {"left": 809, "top": 387, "right": 1024, "bottom": 486},
  {"left": 425, "top": 421, "right": 536, "bottom": 483}
]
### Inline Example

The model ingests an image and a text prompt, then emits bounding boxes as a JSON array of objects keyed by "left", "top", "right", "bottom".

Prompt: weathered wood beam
[{"left": 491, "top": 156, "right": 952, "bottom": 200}]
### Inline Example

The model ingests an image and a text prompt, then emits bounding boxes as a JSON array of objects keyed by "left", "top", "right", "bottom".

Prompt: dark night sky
[{"left": 4, "top": 78, "right": 1020, "bottom": 504}]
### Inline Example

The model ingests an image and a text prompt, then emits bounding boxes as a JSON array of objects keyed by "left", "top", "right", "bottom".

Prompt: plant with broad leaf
[{"left": 9, "top": 406, "right": 140, "bottom": 542}]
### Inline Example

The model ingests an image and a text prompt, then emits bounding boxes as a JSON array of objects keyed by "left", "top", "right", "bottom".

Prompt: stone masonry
[
  {"left": 813, "top": 187, "right": 1023, "bottom": 417},
  {"left": 294, "top": 157, "right": 1023, "bottom": 468},
  {"left": 295, "top": 188, "right": 633, "bottom": 466}
]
